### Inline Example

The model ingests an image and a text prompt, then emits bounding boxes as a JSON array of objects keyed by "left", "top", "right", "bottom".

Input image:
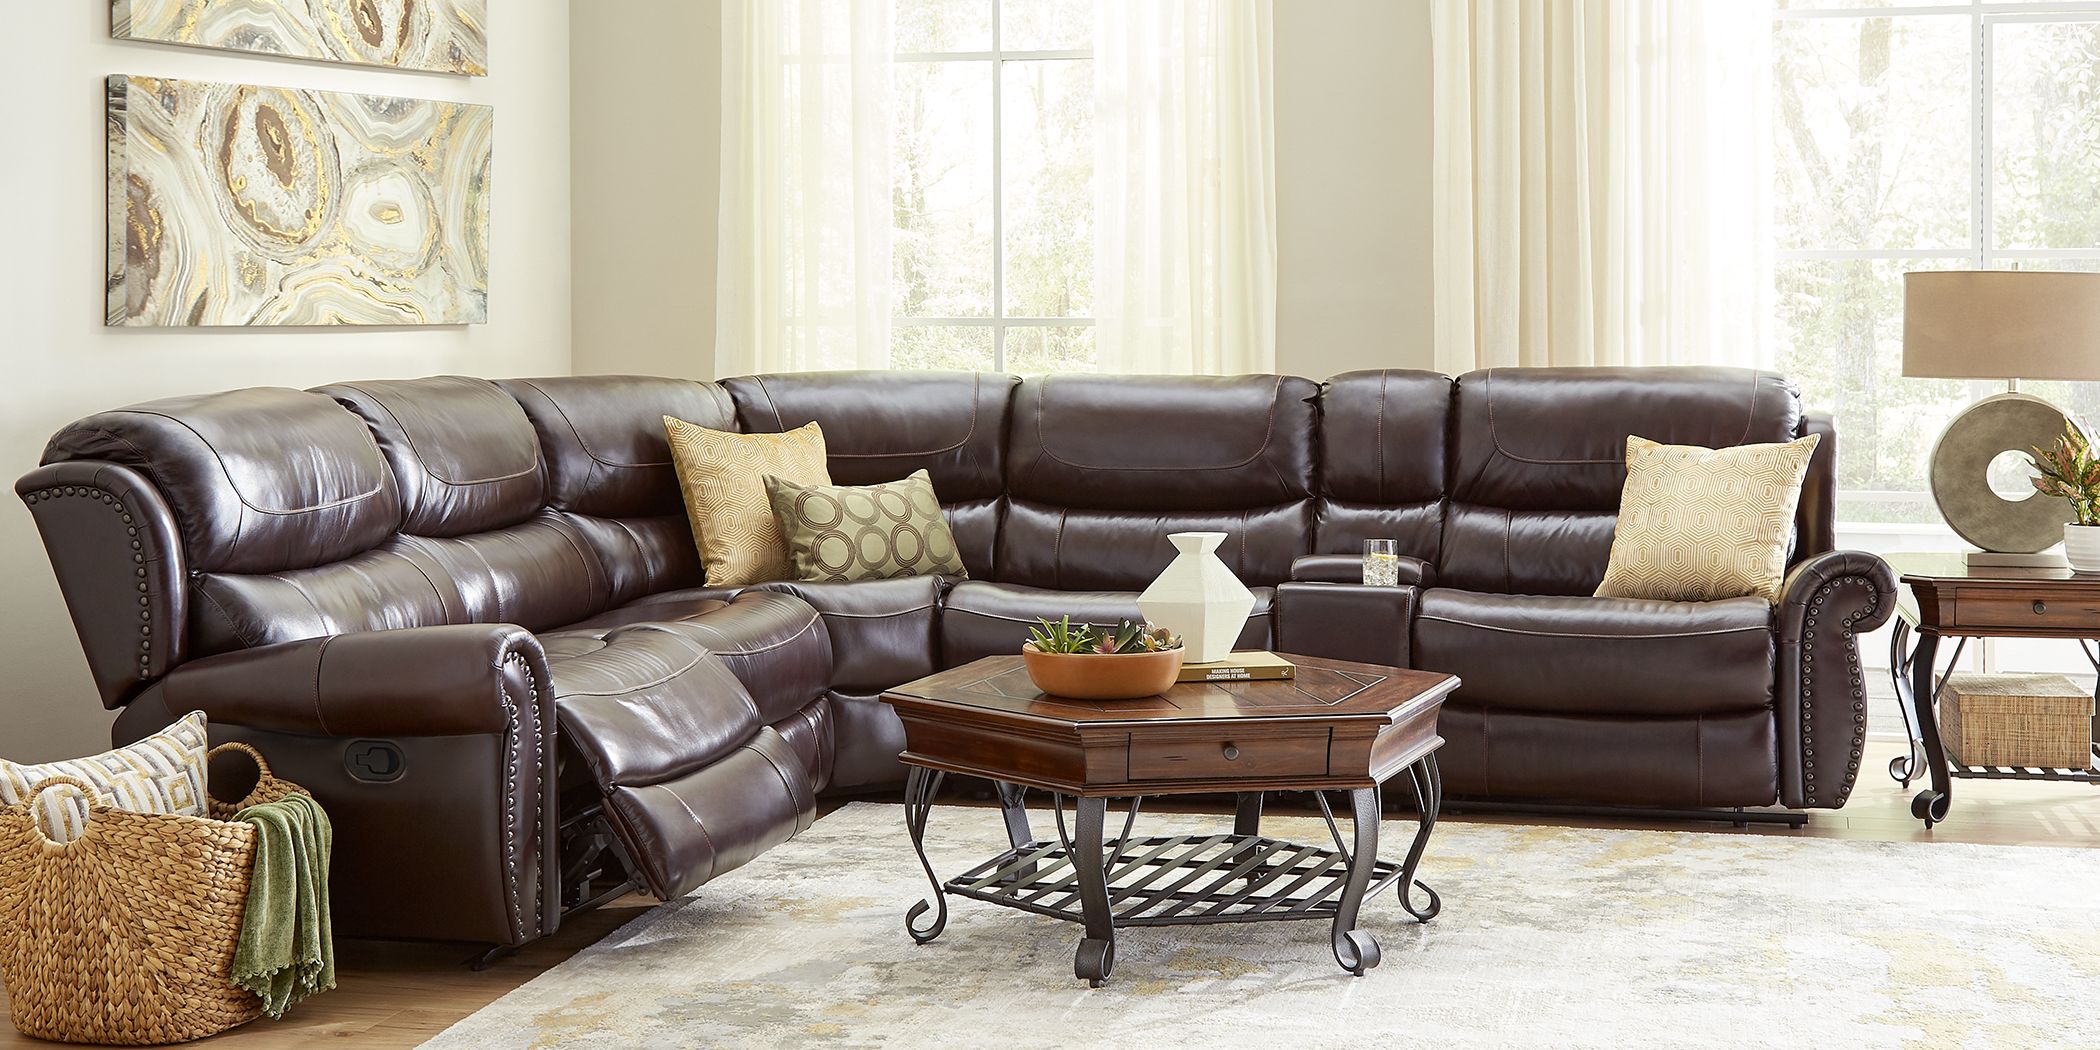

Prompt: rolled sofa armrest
[
  {"left": 1272, "top": 582, "right": 1418, "bottom": 669},
  {"left": 1291, "top": 553, "right": 1436, "bottom": 588},
  {"left": 114, "top": 624, "right": 559, "bottom": 947},
  {"left": 1774, "top": 550, "right": 1898, "bottom": 810}
]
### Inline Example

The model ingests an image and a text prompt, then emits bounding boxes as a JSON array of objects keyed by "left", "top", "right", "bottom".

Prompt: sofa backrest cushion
[
  {"left": 500, "top": 375, "right": 732, "bottom": 607},
  {"left": 1440, "top": 367, "right": 1804, "bottom": 595},
  {"left": 723, "top": 371, "right": 1016, "bottom": 579},
  {"left": 319, "top": 377, "right": 547, "bottom": 537},
  {"left": 1313, "top": 370, "right": 1453, "bottom": 564},
  {"left": 41, "top": 387, "right": 403, "bottom": 574},
  {"left": 1000, "top": 374, "right": 1318, "bottom": 589}
]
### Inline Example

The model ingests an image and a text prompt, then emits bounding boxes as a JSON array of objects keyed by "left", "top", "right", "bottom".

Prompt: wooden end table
[
  {"left": 881, "top": 653, "right": 1456, "bottom": 986},
  {"left": 1890, "top": 552, "right": 2100, "bottom": 828}
]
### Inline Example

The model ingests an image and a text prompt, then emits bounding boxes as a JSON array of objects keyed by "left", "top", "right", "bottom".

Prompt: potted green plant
[
  {"left": 2030, "top": 421, "right": 2100, "bottom": 572},
  {"left": 1021, "top": 617, "right": 1185, "bottom": 700}
]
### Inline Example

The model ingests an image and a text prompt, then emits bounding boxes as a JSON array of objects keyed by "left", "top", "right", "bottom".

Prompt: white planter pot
[
  {"left": 1137, "top": 532, "right": 1256, "bottom": 664},
  {"left": 2066, "top": 524, "right": 2100, "bottom": 574}
]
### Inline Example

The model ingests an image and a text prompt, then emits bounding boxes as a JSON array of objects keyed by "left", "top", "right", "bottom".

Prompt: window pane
[
  {"left": 1778, "top": 0, "right": 1965, "bottom": 9},
  {"left": 1001, "top": 0, "right": 1091, "bottom": 51},
  {"left": 893, "top": 324, "right": 996, "bottom": 370},
  {"left": 1991, "top": 19, "right": 2100, "bottom": 251},
  {"left": 1774, "top": 15, "right": 1972, "bottom": 251},
  {"left": 1006, "top": 325, "right": 1097, "bottom": 373},
  {"left": 1002, "top": 58, "right": 1093, "bottom": 317},
  {"left": 1992, "top": 259, "right": 2100, "bottom": 426},
  {"left": 896, "top": 0, "right": 990, "bottom": 53},
  {"left": 1777, "top": 258, "right": 1984, "bottom": 523},
  {"left": 895, "top": 60, "right": 994, "bottom": 318}
]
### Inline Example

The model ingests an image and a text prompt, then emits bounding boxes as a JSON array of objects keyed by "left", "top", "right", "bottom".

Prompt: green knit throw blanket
[{"left": 229, "top": 792, "right": 336, "bottom": 1018}]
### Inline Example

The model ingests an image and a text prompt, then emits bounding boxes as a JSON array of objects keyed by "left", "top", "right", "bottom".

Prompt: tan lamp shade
[{"left": 1903, "top": 271, "right": 2100, "bottom": 381}]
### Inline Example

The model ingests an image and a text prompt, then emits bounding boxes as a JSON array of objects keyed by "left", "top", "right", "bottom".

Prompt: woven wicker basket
[
  {"left": 0, "top": 742, "right": 307, "bottom": 1045},
  {"left": 1941, "top": 672, "right": 2095, "bottom": 770}
]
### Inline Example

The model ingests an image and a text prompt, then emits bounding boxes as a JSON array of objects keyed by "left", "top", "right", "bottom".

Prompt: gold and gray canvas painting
[
  {"left": 106, "top": 75, "right": 491, "bottom": 326},
  {"left": 112, "top": 0, "right": 488, "bottom": 76}
]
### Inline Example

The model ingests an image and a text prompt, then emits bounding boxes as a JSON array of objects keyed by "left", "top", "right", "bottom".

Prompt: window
[
  {"left": 1774, "top": 0, "right": 2100, "bottom": 525},
  {"left": 892, "top": 0, "right": 1097, "bottom": 372}
]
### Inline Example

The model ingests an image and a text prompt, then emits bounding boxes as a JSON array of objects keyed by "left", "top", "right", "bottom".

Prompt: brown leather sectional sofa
[{"left": 16, "top": 367, "right": 1895, "bottom": 950}]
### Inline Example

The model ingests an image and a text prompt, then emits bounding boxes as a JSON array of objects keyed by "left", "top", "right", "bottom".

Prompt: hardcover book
[{"left": 1176, "top": 651, "right": 1296, "bottom": 683}]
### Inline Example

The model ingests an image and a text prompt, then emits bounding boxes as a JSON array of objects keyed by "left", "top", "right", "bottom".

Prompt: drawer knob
[
  {"left": 2035, "top": 600, "right": 2049, "bottom": 615},
  {"left": 1222, "top": 744, "right": 1241, "bottom": 761}
]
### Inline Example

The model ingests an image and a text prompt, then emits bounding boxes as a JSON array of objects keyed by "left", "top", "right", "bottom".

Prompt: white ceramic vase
[
  {"left": 1137, "top": 532, "right": 1256, "bottom": 664},
  {"left": 2065, "top": 524, "right": 2100, "bottom": 573}
]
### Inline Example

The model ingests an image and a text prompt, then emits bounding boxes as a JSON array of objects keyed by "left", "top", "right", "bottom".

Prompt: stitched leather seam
[
  {"left": 1479, "top": 368, "right": 1768, "bottom": 465},
  {"left": 550, "top": 632, "right": 708, "bottom": 696},
  {"left": 514, "top": 378, "right": 732, "bottom": 469},
  {"left": 745, "top": 734, "right": 810, "bottom": 819},
  {"left": 541, "top": 513, "right": 611, "bottom": 610},
  {"left": 105, "top": 410, "right": 392, "bottom": 514},
  {"left": 656, "top": 780, "right": 722, "bottom": 887},
  {"left": 762, "top": 375, "right": 986, "bottom": 458},
  {"left": 1417, "top": 616, "right": 1766, "bottom": 640},
  {"left": 309, "top": 635, "right": 334, "bottom": 736},
  {"left": 385, "top": 540, "right": 464, "bottom": 621},
  {"left": 680, "top": 613, "right": 824, "bottom": 657},
  {"left": 816, "top": 604, "right": 937, "bottom": 620},
  {"left": 609, "top": 518, "right": 655, "bottom": 594},
  {"left": 951, "top": 607, "right": 1273, "bottom": 626},
  {"left": 269, "top": 571, "right": 335, "bottom": 634},
  {"left": 1029, "top": 376, "right": 1287, "bottom": 471},
  {"left": 194, "top": 584, "right": 259, "bottom": 650},
  {"left": 335, "top": 383, "right": 542, "bottom": 488}
]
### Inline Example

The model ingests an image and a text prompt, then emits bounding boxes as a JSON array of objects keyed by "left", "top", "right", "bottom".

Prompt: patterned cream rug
[{"left": 424, "top": 802, "right": 2098, "bottom": 1049}]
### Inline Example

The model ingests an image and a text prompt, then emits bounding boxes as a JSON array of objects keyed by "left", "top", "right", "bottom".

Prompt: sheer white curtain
[
  {"left": 1431, "top": 0, "right": 1773, "bottom": 373},
  {"left": 1093, "top": 0, "right": 1277, "bottom": 375},
  {"left": 717, "top": 0, "right": 894, "bottom": 376}
]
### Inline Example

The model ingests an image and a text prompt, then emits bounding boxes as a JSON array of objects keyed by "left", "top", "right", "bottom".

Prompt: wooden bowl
[{"left": 1021, "top": 643, "right": 1186, "bottom": 700}]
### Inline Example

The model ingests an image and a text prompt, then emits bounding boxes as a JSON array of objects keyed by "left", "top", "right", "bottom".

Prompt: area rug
[{"left": 424, "top": 803, "right": 2100, "bottom": 1049}]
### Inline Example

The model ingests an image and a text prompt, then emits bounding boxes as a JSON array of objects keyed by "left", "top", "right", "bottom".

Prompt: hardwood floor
[{"left": 3, "top": 738, "right": 2094, "bottom": 1048}]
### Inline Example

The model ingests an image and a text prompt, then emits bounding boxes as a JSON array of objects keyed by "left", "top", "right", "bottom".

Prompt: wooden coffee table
[{"left": 882, "top": 653, "right": 1456, "bottom": 986}]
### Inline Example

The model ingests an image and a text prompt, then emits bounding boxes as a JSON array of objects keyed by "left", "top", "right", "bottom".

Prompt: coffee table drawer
[
  {"left": 1126, "top": 727, "right": 1330, "bottom": 781},
  {"left": 1953, "top": 593, "right": 2100, "bottom": 631}
]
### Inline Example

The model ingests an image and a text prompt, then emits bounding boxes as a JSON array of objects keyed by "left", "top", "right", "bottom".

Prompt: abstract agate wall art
[
  {"left": 112, "top": 0, "right": 488, "bottom": 76},
  {"left": 107, "top": 75, "right": 492, "bottom": 326}
]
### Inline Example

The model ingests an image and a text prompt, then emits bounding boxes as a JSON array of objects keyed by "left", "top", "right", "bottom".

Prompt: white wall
[
  {"left": 567, "top": 1, "right": 1438, "bottom": 383},
  {"left": 0, "top": 5, "right": 573, "bottom": 761},
  {"left": 1274, "top": 0, "right": 1436, "bottom": 380},
  {"left": 571, "top": 0, "right": 719, "bottom": 379}
]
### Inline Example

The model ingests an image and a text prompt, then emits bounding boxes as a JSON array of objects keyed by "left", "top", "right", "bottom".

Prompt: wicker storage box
[{"left": 1940, "top": 673, "right": 2094, "bottom": 770}]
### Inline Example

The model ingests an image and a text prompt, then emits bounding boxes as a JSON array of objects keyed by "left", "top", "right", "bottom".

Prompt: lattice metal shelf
[
  {"left": 1948, "top": 744, "right": 2100, "bottom": 784},
  {"left": 945, "top": 832, "right": 1404, "bottom": 928}
]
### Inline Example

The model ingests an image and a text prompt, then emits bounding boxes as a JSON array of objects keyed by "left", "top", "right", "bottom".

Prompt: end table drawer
[
  {"left": 1126, "top": 728, "right": 1330, "bottom": 781},
  {"left": 1953, "top": 594, "right": 2100, "bottom": 631}
]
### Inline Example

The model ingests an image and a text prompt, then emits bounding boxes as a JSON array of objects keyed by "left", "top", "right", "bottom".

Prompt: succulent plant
[
  {"left": 1028, "top": 617, "right": 1180, "bottom": 655},
  {"left": 2031, "top": 421, "right": 2100, "bottom": 525}
]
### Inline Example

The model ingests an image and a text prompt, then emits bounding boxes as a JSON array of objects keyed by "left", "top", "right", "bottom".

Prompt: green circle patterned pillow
[{"left": 764, "top": 469, "right": 969, "bottom": 583}]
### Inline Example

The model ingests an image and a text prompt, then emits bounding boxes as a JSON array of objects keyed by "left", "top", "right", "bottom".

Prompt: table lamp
[{"left": 1903, "top": 270, "right": 2100, "bottom": 566}]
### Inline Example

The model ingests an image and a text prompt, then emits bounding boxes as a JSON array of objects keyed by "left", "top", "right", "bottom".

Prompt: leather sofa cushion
[
  {"left": 549, "top": 590, "right": 831, "bottom": 726},
  {"left": 42, "top": 387, "right": 402, "bottom": 573},
  {"left": 1441, "top": 367, "right": 1803, "bottom": 594},
  {"left": 751, "top": 576, "right": 944, "bottom": 694},
  {"left": 1006, "top": 373, "right": 1317, "bottom": 511},
  {"left": 190, "top": 513, "right": 611, "bottom": 655},
  {"left": 320, "top": 377, "right": 546, "bottom": 537},
  {"left": 544, "top": 622, "right": 766, "bottom": 784},
  {"left": 997, "top": 499, "right": 1311, "bottom": 590},
  {"left": 1314, "top": 370, "right": 1452, "bottom": 563},
  {"left": 1412, "top": 589, "right": 1774, "bottom": 716},
  {"left": 501, "top": 375, "right": 739, "bottom": 520},
  {"left": 724, "top": 371, "right": 1015, "bottom": 503},
  {"left": 940, "top": 580, "right": 1274, "bottom": 667},
  {"left": 553, "top": 512, "right": 707, "bottom": 608}
]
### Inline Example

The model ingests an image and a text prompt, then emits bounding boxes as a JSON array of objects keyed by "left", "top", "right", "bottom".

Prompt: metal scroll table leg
[
  {"left": 996, "top": 781, "right": 1036, "bottom": 877},
  {"left": 1396, "top": 754, "right": 1443, "bottom": 921},
  {"left": 1907, "top": 631, "right": 1953, "bottom": 827},
  {"left": 904, "top": 766, "right": 949, "bottom": 943},
  {"left": 1330, "top": 786, "right": 1384, "bottom": 976},
  {"left": 1071, "top": 797, "right": 1116, "bottom": 987},
  {"left": 1888, "top": 619, "right": 1926, "bottom": 787}
]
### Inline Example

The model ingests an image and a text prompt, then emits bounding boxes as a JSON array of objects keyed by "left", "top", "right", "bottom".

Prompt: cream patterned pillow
[
  {"left": 0, "top": 711, "right": 209, "bottom": 842},
  {"left": 1594, "top": 434, "right": 1821, "bottom": 605},
  {"left": 664, "top": 417, "right": 833, "bottom": 587}
]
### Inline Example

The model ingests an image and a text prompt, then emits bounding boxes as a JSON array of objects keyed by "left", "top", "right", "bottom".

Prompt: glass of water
[{"left": 1363, "top": 539, "right": 1400, "bottom": 586}]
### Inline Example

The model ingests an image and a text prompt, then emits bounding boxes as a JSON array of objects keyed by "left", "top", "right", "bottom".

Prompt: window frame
[
  {"left": 1774, "top": 0, "right": 2100, "bottom": 520},
  {"left": 894, "top": 4, "right": 1094, "bottom": 370}
]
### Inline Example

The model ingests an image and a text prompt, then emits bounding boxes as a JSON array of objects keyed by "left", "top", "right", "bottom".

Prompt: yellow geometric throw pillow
[
  {"left": 0, "top": 711, "right": 209, "bottom": 843},
  {"left": 664, "top": 417, "right": 832, "bottom": 587},
  {"left": 1593, "top": 433, "right": 1821, "bottom": 605}
]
